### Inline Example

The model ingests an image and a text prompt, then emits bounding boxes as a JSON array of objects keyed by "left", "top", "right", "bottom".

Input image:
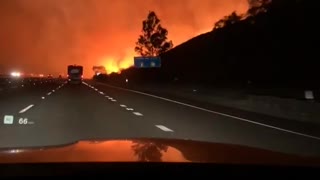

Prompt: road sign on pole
[{"left": 134, "top": 56, "right": 161, "bottom": 68}]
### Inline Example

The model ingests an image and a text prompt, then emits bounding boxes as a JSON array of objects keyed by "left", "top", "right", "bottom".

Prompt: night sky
[{"left": 0, "top": 0, "right": 248, "bottom": 77}]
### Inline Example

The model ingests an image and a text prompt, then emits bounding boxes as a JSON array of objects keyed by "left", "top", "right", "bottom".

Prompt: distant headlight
[{"left": 11, "top": 72, "right": 21, "bottom": 77}]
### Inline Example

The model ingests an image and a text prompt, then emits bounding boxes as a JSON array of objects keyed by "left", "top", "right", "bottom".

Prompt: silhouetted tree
[
  {"left": 92, "top": 66, "right": 107, "bottom": 75},
  {"left": 105, "top": 0, "right": 317, "bottom": 90},
  {"left": 135, "top": 11, "right": 173, "bottom": 56},
  {"left": 213, "top": 12, "right": 242, "bottom": 30},
  {"left": 247, "top": 0, "right": 271, "bottom": 16},
  {"left": 131, "top": 141, "right": 168, "bottom": 162}
]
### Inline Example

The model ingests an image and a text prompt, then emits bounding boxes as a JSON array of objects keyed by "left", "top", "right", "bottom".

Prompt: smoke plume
[{"left": 0, "top": 0, "right": 248, "bottom": 76}]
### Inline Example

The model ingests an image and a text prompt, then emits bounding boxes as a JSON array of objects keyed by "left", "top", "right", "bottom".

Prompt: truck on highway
[{"left": 67, "top": 65, "right": 83, "bottom": 84}]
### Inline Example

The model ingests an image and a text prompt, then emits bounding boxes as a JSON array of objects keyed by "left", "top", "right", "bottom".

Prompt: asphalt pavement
[{"left": 1, "top": 78, "right": 320, "bottom": 157}]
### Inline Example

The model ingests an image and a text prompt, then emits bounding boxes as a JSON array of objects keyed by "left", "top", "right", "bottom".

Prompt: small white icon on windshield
[{"left": 3, "top": 115, "right": 14, "bottom": 124}]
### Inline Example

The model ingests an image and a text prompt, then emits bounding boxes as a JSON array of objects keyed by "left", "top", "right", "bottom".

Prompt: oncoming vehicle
[{"left": 67, "top": 65, "right": 83, "bottom": 84}]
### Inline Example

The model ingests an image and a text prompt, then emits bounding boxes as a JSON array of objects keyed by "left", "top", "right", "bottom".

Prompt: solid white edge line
[
  {"left": 97, "top": 82, "right": 320, "bottom": 141},
  {"left": 19, "top": 104, "right": 34, "bottom": 113},
  {"left": 155, "top": 125, "right": 174, "bottom": 132}
]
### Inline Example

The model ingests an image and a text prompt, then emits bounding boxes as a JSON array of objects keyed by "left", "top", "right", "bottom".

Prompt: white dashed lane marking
[
  {"left": 47, "top": 92, "right": 52, "bottom": 95},
  {"left": 41, "top": 96, "right": 45, "bottom": 99},
  {"left": 155, "top": 125, "right": 174, "bottom": 132},
  {"left": 97, "top": 83, "right": 320, "bottom": 141},
  {"left": 133, "top": 112, "right": 143, "bottom": 116},
  {"left": 19, "top": 104, "right": 34, "bottom": 114},
  {"left": 85, "top": 83, "right": 143, "bottom": 117}
]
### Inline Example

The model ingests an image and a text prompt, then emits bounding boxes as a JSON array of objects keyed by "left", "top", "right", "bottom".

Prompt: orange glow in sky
[{"left": 0, "top": 0, "right": 248, "bottom": 77}]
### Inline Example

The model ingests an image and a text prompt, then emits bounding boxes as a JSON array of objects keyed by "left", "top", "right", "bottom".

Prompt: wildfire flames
[
  {"left": 99, "top": 53, "right": 134, "bottom": 74},
  {"left": 0, "top": 0, "right": 248, "bottom": 77}
]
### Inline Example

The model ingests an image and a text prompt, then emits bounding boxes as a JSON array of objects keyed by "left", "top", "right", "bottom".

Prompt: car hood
[{"left": 0, "top": 138, "right": 319, "bottom": 166}]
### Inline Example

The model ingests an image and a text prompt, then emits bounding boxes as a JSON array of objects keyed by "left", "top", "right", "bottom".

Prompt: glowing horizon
[{"left": 0, "top": 0, "right": 248, "bottom": 77}]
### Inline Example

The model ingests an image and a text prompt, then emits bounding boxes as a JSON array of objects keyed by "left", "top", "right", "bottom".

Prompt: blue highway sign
[{"left": 134, "top": 56, "right": 161, "bottom": 68}]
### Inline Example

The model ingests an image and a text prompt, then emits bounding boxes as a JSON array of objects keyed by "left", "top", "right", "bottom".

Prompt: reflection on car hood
[{"left": 0, "top": 138, "right": 319, "bottom": 166}]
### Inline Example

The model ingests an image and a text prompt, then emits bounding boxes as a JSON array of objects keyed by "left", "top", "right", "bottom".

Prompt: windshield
[{"left": 0, "top": 0, "right": 319, "bottom": 164}]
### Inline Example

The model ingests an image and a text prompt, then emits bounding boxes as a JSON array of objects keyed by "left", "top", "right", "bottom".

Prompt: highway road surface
[{"left": 1, "top": 77, "right": 320, "bottom": 157}]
